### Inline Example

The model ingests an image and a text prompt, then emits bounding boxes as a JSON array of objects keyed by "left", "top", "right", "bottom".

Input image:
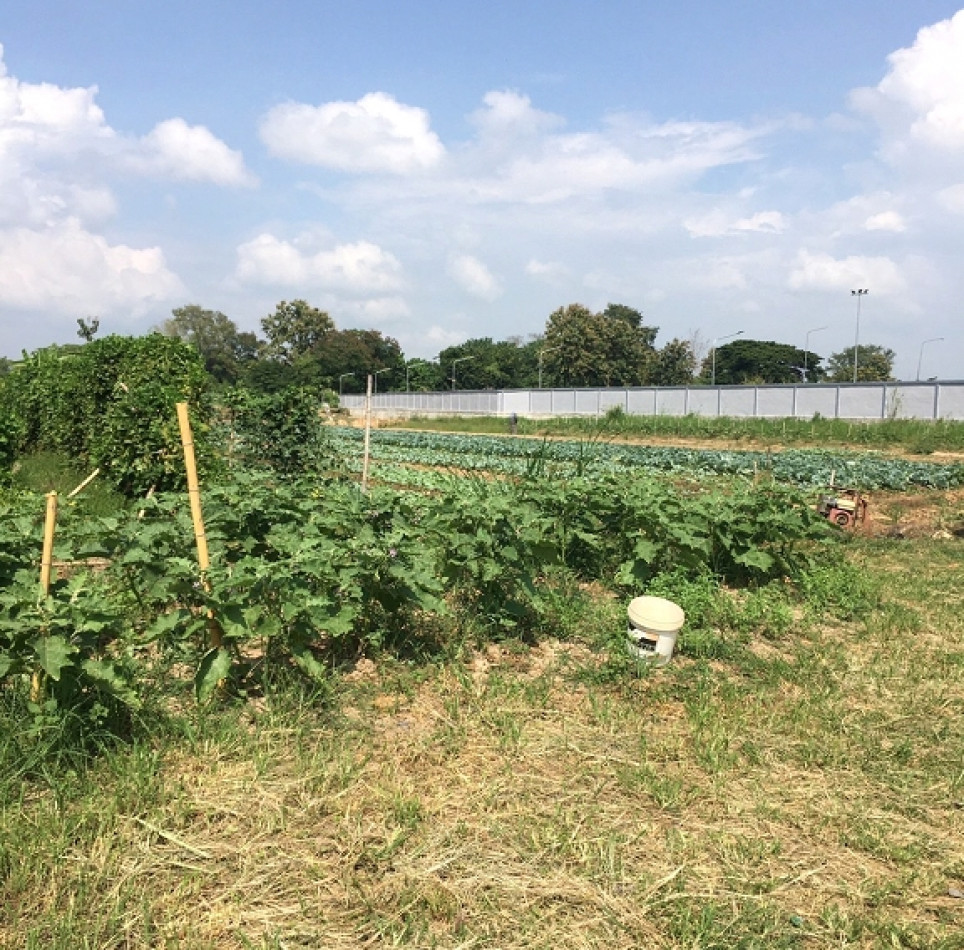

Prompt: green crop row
[
  {"left": 332, "top": 427, "right": 964, "bottom": 490},
  {"left": 1, "top": 464, "right": 838, "bottom": 723}
]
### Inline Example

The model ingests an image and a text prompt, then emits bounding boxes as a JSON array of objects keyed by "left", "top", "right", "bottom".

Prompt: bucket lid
[{"left": 627, "top": 596, "right": 685, "bottom": 633}]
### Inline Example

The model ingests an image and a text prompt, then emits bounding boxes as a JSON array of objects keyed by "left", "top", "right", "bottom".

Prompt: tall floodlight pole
[
  {"left": 451, "top": 355, "right": 475, "bottom": 390},
  {"left": 803, "top": 326, "right": 828, "bottom": 382},
  {"left": 917, "top": 337, "right": 944, "bottom": 381},
  {"left": 373, "top": 367, "right": 391, "bottom": 394},
  {"left": 338, "top": 372, "right": 355, "bottom": 397},
  {"left": 538, "top": 345, "right": 562, "bottom": 389},
  {"left": 711, "top": 330, "right": 743, "bottom": 387},
  {"left": 851, "top": 289, "right": 869, "bottom": 383}
]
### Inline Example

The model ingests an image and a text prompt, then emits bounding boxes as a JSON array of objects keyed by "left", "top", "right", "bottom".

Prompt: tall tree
[
  {"left": 260, "top": 299, "right": 335, "bottom": 364},
  {"left": 301, "top": 328, "right": 405, "bottom": 392},
  {"left": 162, "top": 305, "right": 258, "bottom": 384},
  {"left": 699, "top": 339, "right": 819, "bottom": 385},
  {"left": 542, "top": 303, "right": 658, "bottom": 387},
  {"left": 649, "top": 338, "right": 696, "bottom": 386},
  {"left": 827, "top": 344, "right": 895, "bottom": 382}
]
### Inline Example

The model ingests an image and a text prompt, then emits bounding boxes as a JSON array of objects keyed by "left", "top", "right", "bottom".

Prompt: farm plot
[
  {"left": 331, "top": 427, "right": 964, "bottom": 491},
  {"left": 3, "top": 421, "right": 964, "bottom": 948}
]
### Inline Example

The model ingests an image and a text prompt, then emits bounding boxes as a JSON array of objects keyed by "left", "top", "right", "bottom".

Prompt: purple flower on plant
[{"left": 388, "top": 547, "right": 398, "bottom": 558}]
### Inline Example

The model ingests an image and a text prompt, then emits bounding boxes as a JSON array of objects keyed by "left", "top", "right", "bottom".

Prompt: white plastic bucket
[{"left": 627, "top": 596, "right": 685, "bottom": 666}]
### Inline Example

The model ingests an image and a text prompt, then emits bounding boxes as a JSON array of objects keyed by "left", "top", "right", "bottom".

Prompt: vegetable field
[
  {"left": 333, "top": 426, "right": 964, "bottom": 491},
  {"left": 2, "top": 397, "right": 963, "bottom": 948}
]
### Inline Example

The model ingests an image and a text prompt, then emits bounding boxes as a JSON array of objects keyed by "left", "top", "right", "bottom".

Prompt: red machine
[{"left": 817, "top": 486, "right": 868, "bottom": 529}]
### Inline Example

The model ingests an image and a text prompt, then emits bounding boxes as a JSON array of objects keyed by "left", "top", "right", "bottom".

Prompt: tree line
[{"left": 0, "top": 300, "right": 896, "bottom": 391}]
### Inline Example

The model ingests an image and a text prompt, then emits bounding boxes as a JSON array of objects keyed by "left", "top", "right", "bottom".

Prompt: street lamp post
[
  {"left": 803, "top": 326, "right": 828, "bottom": 382},
  {"left": 373, "top": 367, "right": 391, "bottom": 394},
  {"left": 405, "top": 359, "right": 428, "bottom": 392},
  {"left": 451, "top": 355, "right": 475, "bottom": 390},
  {"left": 851, "top": 289, "right": 869, "bottom": 383},
  {"left": 338, "top": 372, "right": 355, "bottom": 397},
  {"left": 538, "top": 345, "right": 562, "bottom": 389},
  {"left": 917, "top": 337, "right": 944, "bottom": 381},
  {"left": 711, "top": 330, "right": 744, "bottom": 387}
]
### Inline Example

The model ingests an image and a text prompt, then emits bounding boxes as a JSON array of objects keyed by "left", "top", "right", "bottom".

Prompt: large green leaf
[
  {"left": 31, "top": 635, "right": 77, "bottom": 681},
  {"left": 195, "top": 647, "right": 232, "bottom": 703}
]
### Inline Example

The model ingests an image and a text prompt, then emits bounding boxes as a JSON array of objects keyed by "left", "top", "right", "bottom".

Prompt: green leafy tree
[
  {"left": 542, "top": 303, "right": 658, "bottom": 387},
  {"left": 298, "top": 328, "right": 405, "bottom": 392},
  {"left": 826, "top": 344, "right": 895, "bottom": 382},
  {"left": 260, "top": 300, "right": 335, "bottom": 364},
  {"left": 699, "top": 339, "right": 820, "bottom": 385},
  {"left": 162, "top": 305, "right": 258, "bottom": 383},
  {"left": 649, "top": 338, "right": 696, "bottom": 386},
  {"left": 76, "top": 317, "right": 100, "bottom": 342},
  {"left": 437, "top": 337, "right": 541, "bottom": 390}
]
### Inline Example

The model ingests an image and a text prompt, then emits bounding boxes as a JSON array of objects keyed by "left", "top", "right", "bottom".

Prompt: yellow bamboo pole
[
  {"left": 176, "top": 401, "right": 222, "bottom": 648},
  {"left": 32, "top": 491, "right": 58, "bottom": 702},
  {"left": 40, "top": 491, "right": 58, "bottom": 595},
  {"left": 67, "top": 467, "right": 100, "bottom": 499}
]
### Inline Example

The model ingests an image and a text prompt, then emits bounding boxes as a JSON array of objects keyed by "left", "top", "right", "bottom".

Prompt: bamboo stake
[
  {"left": 32, "top": 491, "right": 58, "bottom": 702},
  {"left": 67, "top": 467, "right": 100, "bottom": 499},
  {"left": 176, "top": 401, "right": 222, "bottom": 648},
  {"left": 40, "top": 491, "right": 58, "bottom": 595},
  {"left": 361, "top": 373, "right": 373, "bottom": 493}
]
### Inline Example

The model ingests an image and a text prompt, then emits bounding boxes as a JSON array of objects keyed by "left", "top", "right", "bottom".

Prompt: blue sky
[{"left": 2, "top": 1, "right": 963, "bottom": 379}]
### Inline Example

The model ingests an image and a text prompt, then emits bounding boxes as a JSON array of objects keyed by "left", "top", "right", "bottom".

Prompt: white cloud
[
  {"left": 864, "top": 210, "right": 906, "bottom": 232},
  {"left": 259, "top": 92, "right": 445, "bottom": 173},
  {"left": 235, "top": 234, "right": 405, "bottom": 293},
  {"left": 685, "top": 209, "right": 786, "bottom": 238},
  {"left": 525, "top": 258, "right": 569, "bottom": 282},
  {"left": 787, "top": 250, "right": 907, "bottom": 295},
  {"left": 851, "top": 11, "right": 964, "bottom": 156},
  {"left": 0, "top": 217, "right": 184, "bottom": 312},
  {"left": 448, "top": 254, "right": 502, "bottom": 300},
  {"left": 128, "top": 118, "right": 256, "bottom": 186},
  {"left": 938, "top": 183, "right": 964, "bottom": 213}
]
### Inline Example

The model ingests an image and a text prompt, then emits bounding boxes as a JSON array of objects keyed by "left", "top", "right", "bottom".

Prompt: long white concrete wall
[{"left": 341, "top": 380, "right": 964, "bottom": 421}]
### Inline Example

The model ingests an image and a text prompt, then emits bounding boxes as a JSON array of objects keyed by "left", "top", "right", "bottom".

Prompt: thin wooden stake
[
  {"left": 67, "top": 467, "right": 100, "bottom": 499},
  {"left": 176, "top": 401, "right": 222, "bottom": 648},
  {"left": 361, "top": 373, "right": 373, "bottom": 493},
  {"left": 40, "top": 491, "right": 58, "bottom": 596},
  {"left": 32, "top": 491, "right": 58, "bottom": 702}
]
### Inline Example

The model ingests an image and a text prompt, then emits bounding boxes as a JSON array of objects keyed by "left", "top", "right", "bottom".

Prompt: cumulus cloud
[
  {"left": 127, "top": 118, "right": 256, "bottom": 186},
  {"left": 851, "top": 11, "right": 964, "bottom": 158},
  {"left": 259, "top": 92, "right": 445, "bottom": 173},
  {"left": 787, "top": 250, "right": 907, "bottom": 295},
  {"left": 235, "top": 234, "right": 405, "bottom": 293},
  {"left": 448, "top": 254, "right": 502, "bottom": 300},
  {"left": 0, "top": 217, "right": 184, "bottom": 312},
  {"left": 0, "top": 43, "right": 256, "bottom": 334}
]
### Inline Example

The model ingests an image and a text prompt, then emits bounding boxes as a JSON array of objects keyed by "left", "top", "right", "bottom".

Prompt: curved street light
[
  {"left": 338, "top": 372, "right": 355, "bottom": 397},
  {"left": 373, "top": 367, "right": 391, "bottom": 394},
  {"left": 917, "top": 337, "right": 944, "bottom": 381},
  {"left": 803, "top": 325, "right": 828, "bottom": 382},
  {"left": 538, "top": 345, "right": 562, "bottom": 389},
  {"left": 405, "top": 358, "right": 429, "bottom": 392},
  {"left": 711, "top": 330, "right": 744, "bottom": 387},
  {"left": 451, "top": 355, "right": 475, "bottom": 390},
  {"left": 851, "top": 289, "right": 869, "bottom": 382}
]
